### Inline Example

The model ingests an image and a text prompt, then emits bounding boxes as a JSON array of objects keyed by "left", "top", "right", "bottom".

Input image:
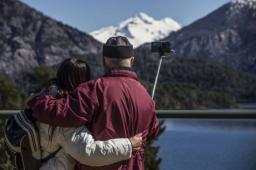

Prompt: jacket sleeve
[
  {"left": 57, "top": 127, "right": 132, "bottom": 167},
  {"left": 27, "top": 84, "right": 98, "bottom": 127}
]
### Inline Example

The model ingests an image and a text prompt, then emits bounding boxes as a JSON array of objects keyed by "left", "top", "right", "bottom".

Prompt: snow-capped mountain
[{"left": 90, "top": 12, "right": 181, "bottom": 48}]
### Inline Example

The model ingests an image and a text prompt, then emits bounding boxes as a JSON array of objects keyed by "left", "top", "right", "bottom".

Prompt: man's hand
[{"left": 129, "top": 133, "right": 143, "bottom": 151}]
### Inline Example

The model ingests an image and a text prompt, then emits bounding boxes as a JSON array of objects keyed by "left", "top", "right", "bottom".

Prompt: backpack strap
[
  {"left": 20, "top": 110, "right": 63, "bottom": 165},
  {"left": 4, "top": 118, "right": 22, "bottom": 153},
  {"left": 41, "top": 146, "right": 62, "bottom": 163},
  {"left": 14, "top": 111, "right": 40, "bottom": 155}
]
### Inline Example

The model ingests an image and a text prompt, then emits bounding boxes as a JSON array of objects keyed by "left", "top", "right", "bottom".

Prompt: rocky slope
[
  {"left": 0, "top": 0, "right": 103, "bottom": 79},
  {"left": 135, "top": 1, "right": 256, "bottom": 75},
  {"left": 163, "top": 1, "right": 256, "bottom": 73}
]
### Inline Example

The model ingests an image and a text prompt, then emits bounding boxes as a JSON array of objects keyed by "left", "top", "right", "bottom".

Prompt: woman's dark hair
[
  {"left": 56, "top": 58, "right": 91, "bottom": 92},
  {"left": 49, "top": 58, "right": 91, "bottom": 141}
]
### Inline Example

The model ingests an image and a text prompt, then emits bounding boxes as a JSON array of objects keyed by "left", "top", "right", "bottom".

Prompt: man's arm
[{"left": 27, "top": 84, "right": 98, "bottom": 127}]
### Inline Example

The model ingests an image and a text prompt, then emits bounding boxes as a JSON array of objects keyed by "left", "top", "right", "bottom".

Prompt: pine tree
[{"left": 144, "top": 120, "right": 166, "bottom": 170}]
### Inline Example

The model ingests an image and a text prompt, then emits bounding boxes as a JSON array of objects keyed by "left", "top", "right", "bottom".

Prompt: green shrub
[{"left": 0, "top": 76, "right": 26, "bottom": 110}]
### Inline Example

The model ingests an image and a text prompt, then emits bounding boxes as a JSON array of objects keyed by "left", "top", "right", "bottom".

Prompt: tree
[
  {"left": 0, "top": 75, "right": 26, "bottom": 109},
  {"left": 22, "top": 65, "right": 56, "bottom": 93},
  {"left": 144, "top": 121, "right": 166, "bottom": 170}
]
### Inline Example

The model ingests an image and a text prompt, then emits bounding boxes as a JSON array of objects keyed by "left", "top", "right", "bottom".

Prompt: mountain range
[
  {"left": 1, "top": 0, "right": 256, "bottom": 104},
  {"left": 2, "top": 0, "right": 256, "bottom": 79},
  {"left": 90, "top": 12, "right": 181, "bottom": 48}
]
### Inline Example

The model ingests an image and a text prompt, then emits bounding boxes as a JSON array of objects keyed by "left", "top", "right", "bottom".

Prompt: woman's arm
[{"left": 57, "top": 127, "right": 142, "bottom": 167}]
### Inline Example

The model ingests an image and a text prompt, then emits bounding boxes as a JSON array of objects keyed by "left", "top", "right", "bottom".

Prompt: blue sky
[{"left": 21, "top": 0, "right": 230, "bottom": 32}]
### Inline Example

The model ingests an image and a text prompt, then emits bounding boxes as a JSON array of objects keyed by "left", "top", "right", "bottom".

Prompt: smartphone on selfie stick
[{"left": 151, "top": 41, "right": 174, "bottom": 100}]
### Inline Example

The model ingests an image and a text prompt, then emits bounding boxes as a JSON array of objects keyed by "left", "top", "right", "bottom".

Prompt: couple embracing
[{"left": 27, "top": 36, "right": 159, "bottom": 170}]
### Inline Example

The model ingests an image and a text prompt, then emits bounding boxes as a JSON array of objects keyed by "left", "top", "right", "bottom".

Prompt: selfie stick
[
  {"left": 151, "top": 49, "right": 174, "bottom": 100},
  {"left": 151, "top": 55, "right": 164, "bottom": 100}
]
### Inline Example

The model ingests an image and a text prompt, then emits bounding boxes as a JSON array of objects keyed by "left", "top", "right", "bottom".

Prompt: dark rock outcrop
[{"left": 0, "top": 0, "right": 103, "bottom": 79}]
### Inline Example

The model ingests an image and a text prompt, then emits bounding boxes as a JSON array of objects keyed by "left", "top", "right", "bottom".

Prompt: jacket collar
[{"left": 104, "top": 67, "right": 138, "bottom": 80}]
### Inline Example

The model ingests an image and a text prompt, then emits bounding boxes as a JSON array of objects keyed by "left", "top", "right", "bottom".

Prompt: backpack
[{"left": 4, "top": 110, "right": 61, "bottom": 170}]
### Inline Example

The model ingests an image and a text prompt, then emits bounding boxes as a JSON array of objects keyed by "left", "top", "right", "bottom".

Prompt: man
[{"left": 28, "top": 36, "right": 159, "bottom": 170}]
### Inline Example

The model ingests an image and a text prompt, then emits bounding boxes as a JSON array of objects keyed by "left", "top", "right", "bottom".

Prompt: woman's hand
[
  {"left": 129, "top": 133, "right": 143, "bottom": 151},
  {"left": 25, "top": 91, "right": 43, "bottom": 108},
  {"left": 25, "top": 87, "right": 49, "bottom": 109}
]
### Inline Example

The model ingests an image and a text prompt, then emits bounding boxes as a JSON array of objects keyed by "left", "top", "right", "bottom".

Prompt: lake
[{"left": 156, "top": 116, "right": 256, "bottom": 170}]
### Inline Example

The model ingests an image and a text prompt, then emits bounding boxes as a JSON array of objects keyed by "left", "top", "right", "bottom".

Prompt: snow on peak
[
  {"left": 90, "top": 13, "right": 181, "bottom": 48},
  {"left": 135, "top": 12, "right": 155, "bottom": 23},
  {"left": 137, "top": 12, "right": 151, "bottom": 19},
  {"left": 231, "top": 0, "right": 256, "bottom": 9}
]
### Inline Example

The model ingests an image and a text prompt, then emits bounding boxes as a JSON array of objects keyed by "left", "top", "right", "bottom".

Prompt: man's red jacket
[{"left": 28, "top": 68, "right": 159, "bottom": 170}]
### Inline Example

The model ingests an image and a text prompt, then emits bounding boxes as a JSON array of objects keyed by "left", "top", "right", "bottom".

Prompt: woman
[{"left": 36, "top": 58, "right": 142, "bottom": 170}]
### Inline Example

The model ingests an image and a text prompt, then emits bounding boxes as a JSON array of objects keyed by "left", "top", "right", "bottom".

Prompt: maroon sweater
[{"left": 28, "top": 69, "right": 159, "bottom": 170}]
